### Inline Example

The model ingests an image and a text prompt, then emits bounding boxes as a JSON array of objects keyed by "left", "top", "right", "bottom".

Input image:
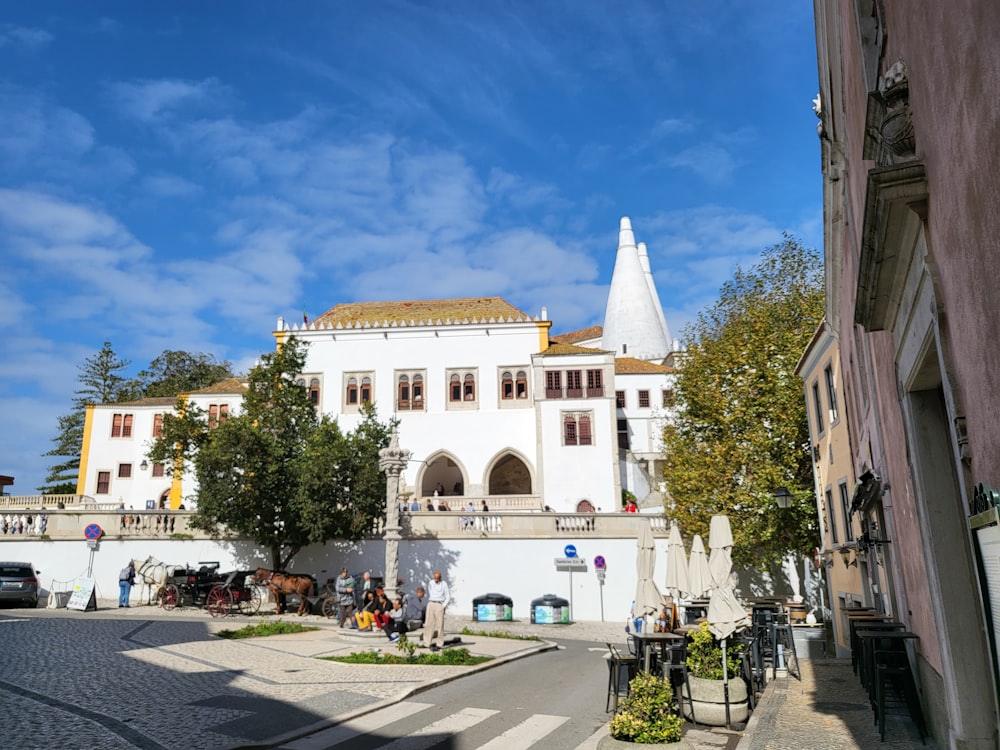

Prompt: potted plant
[
  {"left": 680, "top": 621, "right": 749, "bottom": 726},
  {"left": 602, "top": 671, "right": 692, "bottom": 748}
]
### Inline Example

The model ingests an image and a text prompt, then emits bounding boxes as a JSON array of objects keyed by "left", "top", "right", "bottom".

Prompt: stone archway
[
  {"left": 419, "top": 453, "right": 467, "bottom": 499},
  {"left": 576, "top": 499, "right": 595, "bottom": 513},
  {"left": 487, "top": 453, "right": 532, "bottom": 495}
]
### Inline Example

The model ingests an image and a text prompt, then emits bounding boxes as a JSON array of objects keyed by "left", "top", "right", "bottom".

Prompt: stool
[
  {"left": 606, "top": 643, "right": 638, "bottom": 713},
  {"left": 660, "top": 640, "right": 697, "bottom": 725},
  {"left": 772, "top": 624, "right": 799, "bottom": 679},
  {"left": 874, "top": 649, "right": 927, "bottom": 742}
]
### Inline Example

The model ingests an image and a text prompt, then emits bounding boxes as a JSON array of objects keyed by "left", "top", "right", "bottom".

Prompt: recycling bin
[
  {"left": 472, "top": 593, "right": 513, "bottom": 622},
  {"left": 530, "top": 594, "right": 570, "bottom": 624}
]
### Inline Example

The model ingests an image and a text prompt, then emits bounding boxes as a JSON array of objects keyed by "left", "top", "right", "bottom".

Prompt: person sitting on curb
[
  {"left": 384, "top": 597, "right": 407, "bottom": 641},
  {"left": 352, "top": 590, "right": 380, "bottom": 631}
]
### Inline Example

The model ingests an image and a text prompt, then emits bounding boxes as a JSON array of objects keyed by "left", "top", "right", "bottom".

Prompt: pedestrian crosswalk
[{"left": 279, "top": 700, "right": 605, "bottom": 750}]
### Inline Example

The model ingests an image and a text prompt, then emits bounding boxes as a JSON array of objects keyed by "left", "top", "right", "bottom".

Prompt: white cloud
[
  {"left": 106, "top": 77, "right": 230, "bottom": 122},
  {"left": 141, "top": 173, "right": 202, "bottom": 198},
  {"left": 665, "top": 142, "right": 741, "bottom": 184},
  {"left": 0, "top": 25, "right": 53, "bottom": 50}
]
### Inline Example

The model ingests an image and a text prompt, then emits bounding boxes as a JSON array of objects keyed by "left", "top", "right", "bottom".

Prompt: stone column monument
[{"left": 379, "top": 429, "right": 410, "bottom": 602}]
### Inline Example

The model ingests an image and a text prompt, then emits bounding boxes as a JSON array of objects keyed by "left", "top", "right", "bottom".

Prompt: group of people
[
  {"left": 408, "top": 498, "right": 490, "bottom": 513},
  {"left": 2, "top": 512, "right": 47, "bottom": 535},
  {"left": 332, "top": 567, "right": 451, "bottom": 650}
]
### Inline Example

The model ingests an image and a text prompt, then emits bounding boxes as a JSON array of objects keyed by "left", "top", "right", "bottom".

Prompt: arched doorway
[
  {"left": 419, "top": 454, "right": 466, "bottom": 499},
  {"left": 487, "top": 453, "right": 532, "bottom": 495},
  {"left": 576, "top": 499, "right": 595, "bottom": 512}
]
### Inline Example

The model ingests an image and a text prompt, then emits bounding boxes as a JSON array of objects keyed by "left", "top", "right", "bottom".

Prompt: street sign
[
  {"left": 555, "top": 557, "right": 587, "bottom": 572},
  {"left": 596, "top": 569, "right": 606, "bottom": 584},
  {"left": 593, "top": 555, "right": 606, "bottom": 570},
  {"left": 84, "top": 524, "right": 103, "bottom": 540},
  {"left": 564, "top": 544, "right": 577, "bottom": 558}
]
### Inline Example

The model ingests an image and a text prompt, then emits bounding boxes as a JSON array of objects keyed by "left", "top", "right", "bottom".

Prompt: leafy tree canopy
[
  {"left": 662, "top": 235, "right": 824, "bottom": 568},
  {"left": 150, "top": 337, "right": 397, "bottom": 569},
  {"left": 129, "top": 350, "right": 234, "bottom": 398}
]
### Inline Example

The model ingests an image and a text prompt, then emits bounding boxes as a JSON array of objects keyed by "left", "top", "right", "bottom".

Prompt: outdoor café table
[
  {"left": 630, "top": 631, "right": 686, "bottom": 673},
  {"left": 856, "top": 629, "right": 918, "bottom": 707},
  {"left": 849, "top": 619, "right": 902, "bottom": 680}
]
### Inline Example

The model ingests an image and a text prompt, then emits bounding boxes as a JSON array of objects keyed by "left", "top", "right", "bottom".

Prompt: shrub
[
  {"left": 608, "top": 671, "right": 683, "bottom": 744},
  {"left": 685, "top": 621, "right": 742, "bottom": 681}
]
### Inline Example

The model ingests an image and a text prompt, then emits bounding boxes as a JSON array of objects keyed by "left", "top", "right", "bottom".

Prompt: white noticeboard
[{"left": 67, "top": 578, "right": 97, "bottom": 612}]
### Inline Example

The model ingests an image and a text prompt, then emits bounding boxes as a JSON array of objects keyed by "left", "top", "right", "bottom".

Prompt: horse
[
  {"left": 254, "top": 568, "right": 316, "bottom": 616},
  {"left": 132, "top": 555, "right": 173, "bottom": 605}
]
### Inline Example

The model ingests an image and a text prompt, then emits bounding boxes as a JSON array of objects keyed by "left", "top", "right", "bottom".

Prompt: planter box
[{"left": 679, "top": 675, "right": 749, "bottom": 726}]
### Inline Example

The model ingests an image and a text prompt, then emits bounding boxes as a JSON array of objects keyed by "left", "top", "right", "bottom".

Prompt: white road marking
[
  {"left": 379, "top": 707, "right": 499, "bottom": 750},
  {"left": 280, "top": 701, "right": 434, "bottom": 749},
  {"left": 476, "top": 713, "right": 569, "bottom": 749}
]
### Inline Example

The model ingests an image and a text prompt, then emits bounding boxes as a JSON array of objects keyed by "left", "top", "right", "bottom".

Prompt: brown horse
[{"left": 254, "top": 568, "right": 316, "bottom": 616}]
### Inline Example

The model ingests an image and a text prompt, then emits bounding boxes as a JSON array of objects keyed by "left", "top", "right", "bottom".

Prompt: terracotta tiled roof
[
  {"left": 538, "top": 342, "right": 609, "bottom": 356},
  {"left": 311, "top": 297, "right": 534, "bottom": 328},
  {"left": 109, "top": 396, "right": 178, "bottom": 408},
  {"left": 188, "top": 377, "right": 249, "bottom": 395},
  {"left": 614, "top": 357, "right": 673, "bottom": 374},
  {"left": 551, "top": 325, "right": 603, "bottom": 345}
]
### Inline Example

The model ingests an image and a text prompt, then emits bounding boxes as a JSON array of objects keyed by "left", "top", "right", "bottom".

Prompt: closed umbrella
[
  {"left": 665, "top": 522, "right": 690, "bottom": 600},
  {"left": 706, "top": 514, "right": 751, "bottom": 728},
  {"left": 634, "top": 521, "right": 663, "bottom": 628},
  {"left": 687, "top": 533, "right": 712, "bottom": 598}
]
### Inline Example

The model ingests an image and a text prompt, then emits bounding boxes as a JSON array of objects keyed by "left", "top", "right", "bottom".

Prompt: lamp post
[{"left": 379, "top": 429, "right": 410, "bottom": 602}]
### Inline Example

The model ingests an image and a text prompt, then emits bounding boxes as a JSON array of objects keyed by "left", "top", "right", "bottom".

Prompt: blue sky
[{"left": 1, "top": 2, "right": 820, "bottom": 493}]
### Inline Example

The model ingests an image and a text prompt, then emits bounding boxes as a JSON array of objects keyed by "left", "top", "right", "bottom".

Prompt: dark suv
[{"left": 0, "top": 562, "right": 40, "bottom": 608}]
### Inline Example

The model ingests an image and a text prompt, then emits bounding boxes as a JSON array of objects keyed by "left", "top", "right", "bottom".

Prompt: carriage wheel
[
  {"left": 237, "top": 586, "right": 263, "bottom": 615},
  {"left": 160, "top": 584, "right": 180, "bottom": 611},
  {"left": 320, "top": 597, "right": 338, "bottom": 619},
  {"left": 206, "top": 586, "right": 233, "bottom": 618}
]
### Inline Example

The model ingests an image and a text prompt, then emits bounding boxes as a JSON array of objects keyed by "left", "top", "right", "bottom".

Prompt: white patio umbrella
[
  {"left": 665, "top": 522, "right": 690, "bottom": 600},
  {"left": 706, "top": 514, "right": 751, "bottom": 728},
  {"left": 687, "top": 533, "right": 712, "bottom": 599},
  {"left": 634, "top": 521, "right": 664, "bottom": 628}
]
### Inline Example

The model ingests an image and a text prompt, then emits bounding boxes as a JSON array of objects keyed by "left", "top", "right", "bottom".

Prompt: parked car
[{"left": 0, "top": 561, "right": 40, "bottom": 608}]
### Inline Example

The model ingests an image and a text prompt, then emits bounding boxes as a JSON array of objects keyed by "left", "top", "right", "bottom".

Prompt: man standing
[
  {"left": 423, "top": 570, "right": 450, "bottom": 652},
  {"left": 334, "top": 567, "right": 355, "bottom": 627}
]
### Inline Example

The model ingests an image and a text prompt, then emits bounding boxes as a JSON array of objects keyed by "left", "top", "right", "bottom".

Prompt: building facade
[
  {"left": 78, "top": 218, "right": 676, "bottom": 517},
  {"left": 815, "top": 2, "right": 1000, "bottom": 745}
]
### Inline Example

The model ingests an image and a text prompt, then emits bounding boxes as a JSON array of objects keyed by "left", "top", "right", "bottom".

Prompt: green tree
[
  {"left": 129, "top": 350, "right": 235, "bottom": 398},
  {"left": 150, "top": 337, "right": 397, "bottom": 569},
  {"left": 661, "top": 236, "right": 824, "bottom": 568},
  {"left": 40, "top": 341, "right": 136, "bottom": 494}
]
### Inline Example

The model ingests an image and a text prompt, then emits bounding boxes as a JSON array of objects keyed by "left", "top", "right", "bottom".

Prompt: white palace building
[{"left": 76, "top": 217, "right": 678, "bottom": 516}]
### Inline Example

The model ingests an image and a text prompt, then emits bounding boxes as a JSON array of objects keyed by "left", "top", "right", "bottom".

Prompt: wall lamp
[
  {"left": 838, "top": 543, "right": 859, "bottom": 568},
  {"left": 773, "top": 487, "right": 792, "bottom": 509},
  {"left": 140, "top": 459, "right": 149, "bottom": 471}
]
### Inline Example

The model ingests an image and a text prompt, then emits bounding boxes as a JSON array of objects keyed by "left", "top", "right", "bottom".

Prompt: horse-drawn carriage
[{"left": 158, "top": 562, "right": 262, "bottom": 617}]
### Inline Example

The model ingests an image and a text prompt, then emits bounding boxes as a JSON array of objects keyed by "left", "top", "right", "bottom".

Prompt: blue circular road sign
[
  {"left": 84, "top": 523, "right": 103, "bottom": 540},
  {"left": 594, "top": 555, "right": 606, "bottom": 570},
  {"left": 564, "top": 544, "right": 577, "bottom": 558}
]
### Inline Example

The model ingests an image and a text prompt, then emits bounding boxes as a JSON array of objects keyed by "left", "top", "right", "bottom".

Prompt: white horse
[{"left": 132, "top": 556, "right": 175, "bottom": 605}]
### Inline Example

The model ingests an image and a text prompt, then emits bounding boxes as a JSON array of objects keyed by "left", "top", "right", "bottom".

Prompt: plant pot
[
  {"left": 598, "top": 733, "right": 694, "bottom": 749},
  {"left": 680, "top": 675, "right": 749, "bottom": 726}
]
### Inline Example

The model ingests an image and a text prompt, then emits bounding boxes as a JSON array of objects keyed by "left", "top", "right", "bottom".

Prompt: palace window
[
  {"left": 309, "top": 378, "right": 320, "bottom": 405},
  {"left": 118, "top": 463, "right": 132, "bottom": 479},
  {"left": 545, "top": 371, "right": 562, "bottom": 399},
  {"left": 345, "top": 372, "right": 375, "bottom": 411},
  {"left": 617, "top": 418, "right": 630, "bottom": 449},
  {"left": 96, "top": 471, "right": 111, "bottom": 494},
  {"left": 501, "top": 371, "right": 514, "bottom": 400},
  {"left": 662, "top": 389, "right": 675, "bottom": 408},
  {"left": 616, "top": 390, "right": 626, "bottom": 408},
  {"left": 208, "top": 404, "right": 229, "bottom": 428},
  {"left": 638, "top": 390, "right": 650, "bottom": 408},
  {"left": 446, "top": 369, "right": 478, "bottom": 408},
  {"left": 586, "top": 369, "right": 604, "bottom": 397},
  {"left": 563, "top": 411, "right": 594, "bottom": 446},
  {"left": 396, "top": 371, "right": 426, "bottom": 411},
  {"left": 516, "top": 370, "right": 528, "bottom": 399},
  {"left": 152, "top": 463, "right": 166, "bottom": 478},
  {"left": 500, "top": 369, "right": 529, "bottom": 406},
  {"left": 111, "top": 413, "right": 134, "bottom": 438},
  {"left": 153, "top": 413, "right": 164, "bottom": 438},
  {"left": 566, "top": 370, "right": 583, "bottom": 398}
]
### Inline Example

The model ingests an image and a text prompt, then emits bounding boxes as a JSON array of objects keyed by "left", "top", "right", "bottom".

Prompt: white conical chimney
[
  {"left": 637, "top": 242, "right": 671, "bottom": 347},
  {"left": 601, "top": 218, "right": 671, "bottom": 361}
]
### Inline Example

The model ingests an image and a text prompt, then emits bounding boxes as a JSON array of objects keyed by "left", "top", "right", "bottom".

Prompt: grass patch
[
  {"left": 216, "top": 620, "right": 319, "bottom": 639},
  {"left": 460, "top": 626, "right": 542, "bottom": 641},
  {"left": 322, "top": 647, "right": 491, "bottom": 666}
]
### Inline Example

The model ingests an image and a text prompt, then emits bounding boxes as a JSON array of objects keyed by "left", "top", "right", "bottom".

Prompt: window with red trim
[
  {"left": 96, "top": 471, "right": 110, "bottom": 494},
  {"left": 152, "top": 463, "right": 166, "bottom": 478},
  {"left": 586, "top": 369, "right": 604, "bottom": 397},
  {"left": 638, "top": 390, "right": 650, "bottom": 408},
  {"left": 153, "top": 413, "right": 164, "bottom": 438},
  {"left": 566, "top": 370, "right": 582, "bottom": 398},
  {"left": 563, "top": 411, "right": 594, "bottom": 446},
  {"left": 118, "top": 463, "right": 132, "bottom": 478},
  {"left": 545, "top": 371, "right": 562, "bottom": 399}
]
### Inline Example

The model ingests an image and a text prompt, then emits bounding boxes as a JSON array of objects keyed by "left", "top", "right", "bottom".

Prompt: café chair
[{"left": 606, "top": 642, "right": 638, "bottom": 713}]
